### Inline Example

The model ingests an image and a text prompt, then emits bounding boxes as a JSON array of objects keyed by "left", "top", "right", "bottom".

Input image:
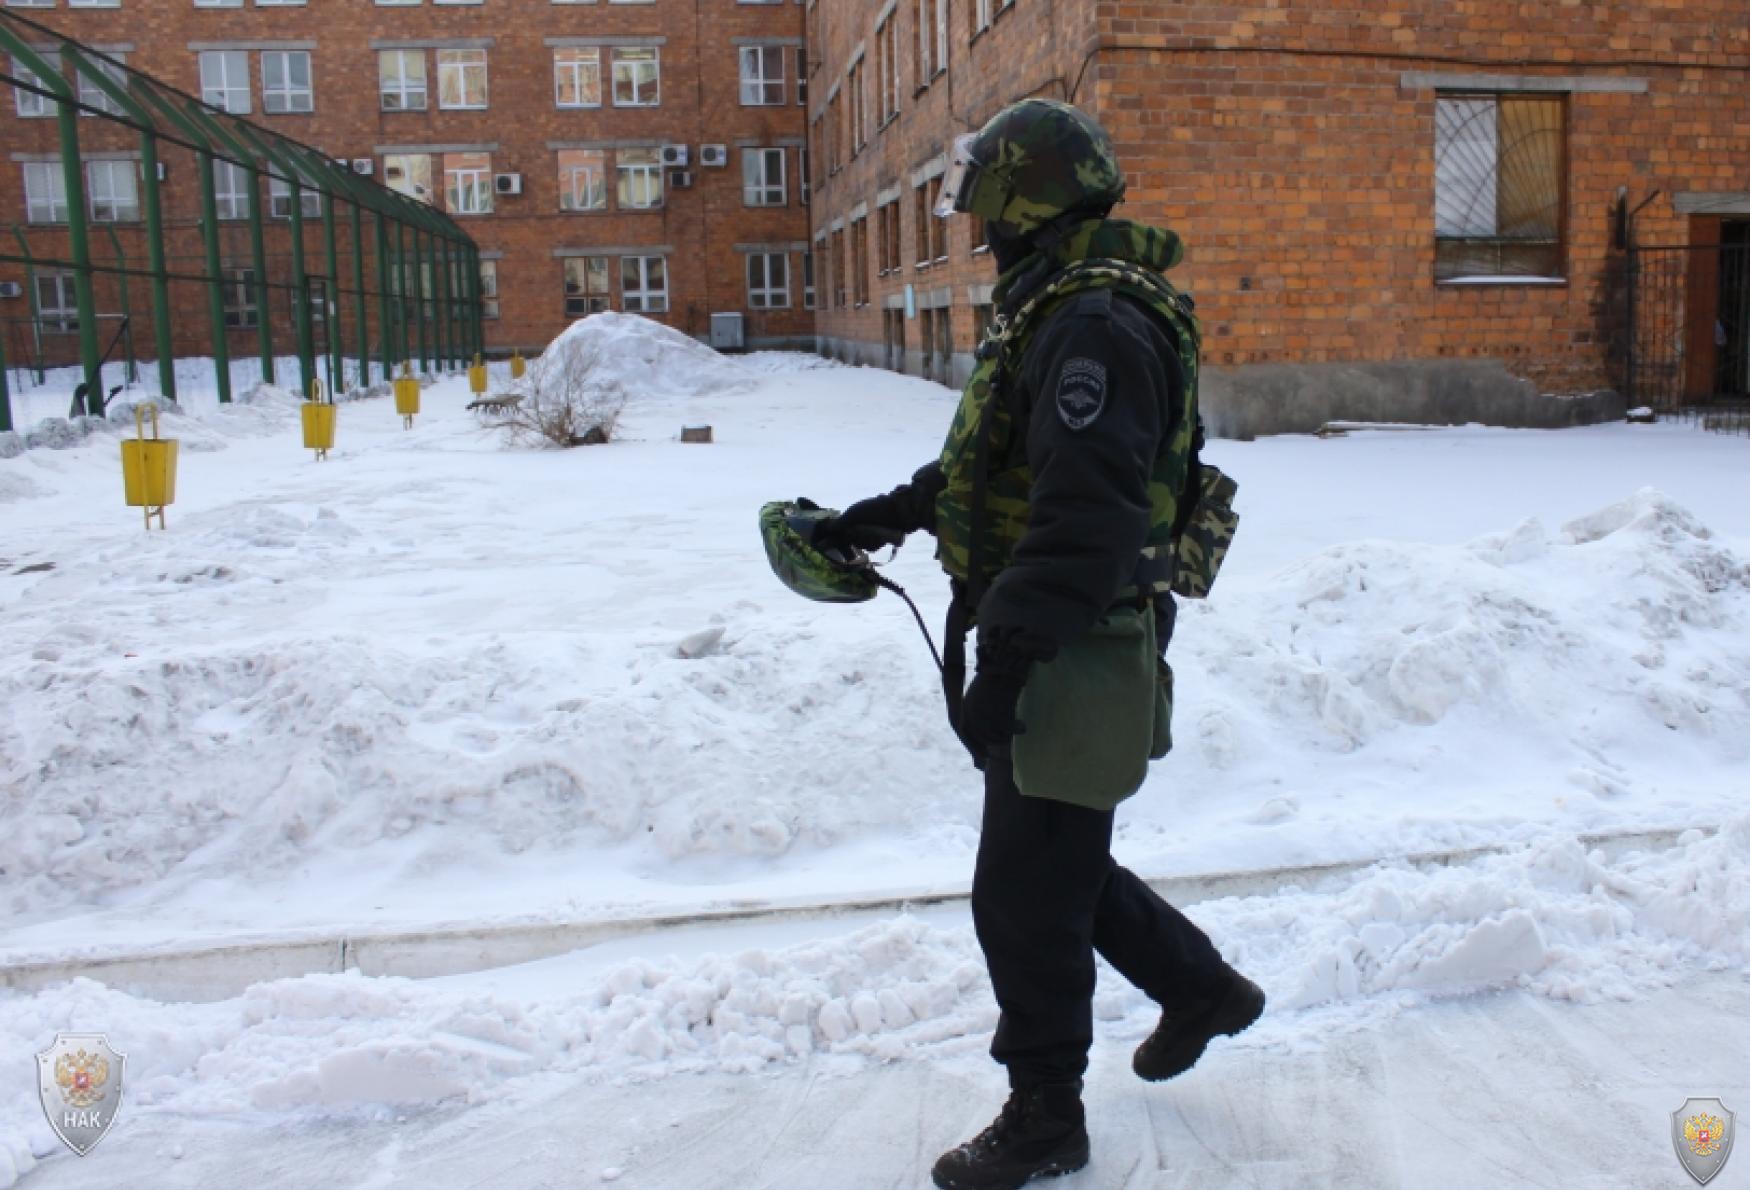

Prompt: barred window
[{"left": 1434, "top": 94, "right": 1564, "bottom": 282}]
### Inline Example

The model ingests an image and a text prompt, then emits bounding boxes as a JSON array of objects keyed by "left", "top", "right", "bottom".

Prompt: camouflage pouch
[
  {"left": 1013, "top": 606, "right": 1157, "bottom": 812},
  {"left": 1169, "top": 464, "right": 1239, "bottom": 599}
]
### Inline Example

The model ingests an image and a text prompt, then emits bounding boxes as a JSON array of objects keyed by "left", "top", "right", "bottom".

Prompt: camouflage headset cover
[
  {"left": 935, "top": 98, "right": 1128, "bottom": 239},
  {"left": 759, "top": 499, "right": 880, "bottom": 604}
]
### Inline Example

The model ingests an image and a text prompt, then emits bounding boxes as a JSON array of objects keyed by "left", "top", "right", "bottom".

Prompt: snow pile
[
  {"left": 4, "top": 488, "right": 1747, "bottom": 926},
  {"left": 3, "top": 817, "right": 1747, "bottom": 1180},
  {"left": 528, "top": 312, "right": 754, "bottom": 402},
  {"left": 1175, "top": 487, "right": 1750, "bottom": 786}
]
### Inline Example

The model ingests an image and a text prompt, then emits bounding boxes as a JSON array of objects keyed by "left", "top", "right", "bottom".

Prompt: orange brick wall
[
  {"left": 1, "top": 0, "right": 813, "bottom": 374},
  {"left": 809, "top": 0, "right": 1750, "bottom": 400}
]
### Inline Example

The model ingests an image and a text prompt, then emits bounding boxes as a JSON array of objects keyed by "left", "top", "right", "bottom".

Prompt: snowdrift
[
  {"left": 523, "top": 311, "right": 755, "bottom": 402},
  {"left": 3, "top": 488, "right": 1746, "bottom": 925}
]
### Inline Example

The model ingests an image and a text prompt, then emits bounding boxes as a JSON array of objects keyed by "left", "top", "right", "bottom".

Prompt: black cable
[{"left": 868, "top": 571, "right": 944, "bottom": 675}]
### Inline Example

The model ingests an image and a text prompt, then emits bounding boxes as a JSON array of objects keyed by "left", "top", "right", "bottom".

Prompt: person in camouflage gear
[{"left": 814, "top": 99, "right": 1263, "bottom": 1190}]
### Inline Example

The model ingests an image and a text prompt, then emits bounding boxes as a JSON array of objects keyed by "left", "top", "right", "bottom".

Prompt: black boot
[
  {"left": 931, "top": 1081, "right": 1090, "bottom": 1190},
  {"left": 1132, "top": 970, "right": 1266, "bottom": 1082}
]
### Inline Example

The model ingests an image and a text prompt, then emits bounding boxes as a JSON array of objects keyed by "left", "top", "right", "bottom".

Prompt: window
[
  {"left": 620, "top": 256, "right": 668, "bottom": 313},
  {"left": 742, "top": 148, "right": 785, "bottom": 207},
  {"left": 13, "top": 54, "right": 58, "bottom": 119},
  {"left": 23, "top": 162, "right": 67, "bottom": 224},
  {"left": 611, "top": 47, "right": 659, "bottom": 107},
  {"left": 802, "top": 250, "right": 815, "bottom": 310},
  {"left": 87, "top": 160, "right": 139, "bottom": 223},
  {"left": 877, "top": 200, "right": 901, "bottom": 275},
  {"left": 738, "top": 46, "right": 785, "bottom": 106},
  {"left": 826, "top": 89, "right": 841, "bottom": 173},
  {"left": 77, "top": 53, "right": 126, "bottom": 117},
  {"left": 921, "top": 177, "right": 946, "bottom": 261},
  {"left": 213, "top": 159, "right": 249, "bottom": 220},
  {"left": 915, "top": 0, "right": 947, "bottom": 87},
  {"left": 915, "top": 182, "right": 930, "bottom": 265},
  {"left": 563, "top": 256, "right": 610, "bottom": 316},
  {"left": 617, "top": 148, "right": 664, "bottom": 209},
  {"left": 796, "top": 47, "right": 807, "bottom": 106},
  {"left": 554, "top": 47, "right": 601, "bottom": 108},
  {"left": 851, "top": 216, "right": 869, "bottom": 306},
  {"left": 884, "top": 309, "right": 906, "bottom": 371},
  {"left": 36, "top": 272, "right": 78, "bottom": 334},
  {"left": 223, "top": 267, "right": 258, "bottom": 328},
  {"left": 438, "top": 49, "right": 487, "bottom": 109},
  {"left": 746, "top": 252, "right": 789, "bottom": 309},
  {"left": 848, "top": 58, "right": 866, "bottom": 155},
  {"left": 799, "top": 147, "right": 811, "bottom": 206},
  {"left": 383, "top": 153, "right": 434, "bottom": 204},
  {"left": 832, "top": 229, "right": 847, "bottom": 308},
  {"left": 479, "top": 260, "right": 500, "bottom": 319},
  {"left": 557, "top": 149, "right": 607, "bottom": 212},
  {"left": 1434, "top": 94, "right": 1564, "bottom": 281},
  {"left": 972, "top": 0, "right": 992, "bottom": 36},
  {"left": 198, "top": 51, "right": 251, "bottom": 114},
  {"left": 875, "top": 14, "right": 899, "bottom": 125},
  {"left": 378, "top": 50, "right": 427, "bottom": 111},
  {"left": 444, "top": 152, "right": 492, "bottom": 214},
  {"left": 268, "top": 173, "right": 321, "bottom": 219},
  {"left": 262, "top": 51, "right": 312, "bottom": 113}
]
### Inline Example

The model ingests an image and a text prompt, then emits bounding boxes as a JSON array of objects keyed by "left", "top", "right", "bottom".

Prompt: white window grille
[
  {"left": 437, "top": 49, "right": 487, "bottom": 110},
  {"left": 262, "top": 51, "right": 313, "bottom": 114},
  {"left": 746, "top": 252, "right": 789, "bottom": 309},
  {"left": 616, "top": 148, "right": 664, "bottom": 209},
  {"left": 611, "top": 47, "right": 659, "bottom": 107},
  {"left": 378, "top": 50, "right": 427, "bottom": 111},
  {"left": 742, "top": 147, "right": 785, "bottom": 207},
  {"left": 557, "top": 149, "right": 607, "bottom": 212},
  {"left": 554, "top": 47, "right": 601, "bottom": 108},
  {"left": 563, "top": 256, "right": 611, "bottom": 316},
  {"left": 738, "top": 46, "right": 785, "bottom": 106},
  {"left": 620, "top": 255, "right": 668, "bottom": 313},
  {"left": 86, "top": 160, "right": 139, "bottom": 223},
  {"left": 23, "top": 161, "right": 68, "bottom": 224}
]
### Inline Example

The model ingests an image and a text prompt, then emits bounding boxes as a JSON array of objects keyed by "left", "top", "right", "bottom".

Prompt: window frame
[
  {"left": 610, "top": 46, "right": 660, "bottom": 108},
  {"left": 620, "top": 255, "right": 669, "bottom": 314},
  {"left": 746, "top": 251, "right": 790, "bottom": 309},
  {"left": 616, "top": 147, "right": 665, "bottom": 210},
  {"left": 23, "top": 161, "right": 68, "bottom": 224},
  {"left": 1433, "top": 91, "right": 1568, "bottom": 284},
  {"left": 738, "top": 45, "right": 786, "bottom": 106},
  {"left": 261, "top": 50, "right": 313, "bottom": 114},
  {"left": 553, "top": 46, "right": 602, "bottom": 109},
  {"left": 557, "top": 148, "right": 608, "bottom": 212},
  {"left": 378, "top": 49, "right": 428, "bottom": 112},
  {"left": 86, "top": 159, "right": 140, "bottom": 223},
  {"left": 742, "top": 147, "right": 786, "bottom": 208},
  {"left": 436, "top": 48, "right": 489, "bottom": 111},
  {"left": 563, "top": 255, "right": 611, "bottom": 316}
]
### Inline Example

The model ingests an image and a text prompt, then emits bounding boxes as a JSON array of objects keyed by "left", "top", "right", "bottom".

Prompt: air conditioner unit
[
  {"left": 352, "top": 158, "right": 374, "bottom": 176},
  {"left": 0, "top": 281, "right": 22, "bottom": 299},
  {"left": 669, "top": 170, "right": 694, "bottom": 189},
  {"left": 494, "top": 172, "right": 523, "bottom": 196},
  {"left": 699, "top": 144, "right": 729, "bottom": 168},
  {"left": 661, "top": 144, "right": 689, "bottom": 168}
]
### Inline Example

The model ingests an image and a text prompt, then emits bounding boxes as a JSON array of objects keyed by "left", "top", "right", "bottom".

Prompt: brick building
[
  {"left": 806, "top": 0, "right": 1750, "bottom": 433},
  {"left": 1, "top": 0, "right": 815, "bottom": 376}
]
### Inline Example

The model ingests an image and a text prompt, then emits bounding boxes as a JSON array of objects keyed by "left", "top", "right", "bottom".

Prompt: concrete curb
[{"left": 0, "top": 824, "right": 1704, "bottom": 1002}]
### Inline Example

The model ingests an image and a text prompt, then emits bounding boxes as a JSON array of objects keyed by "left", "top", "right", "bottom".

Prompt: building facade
[
  {"left": 1, "top": 0, "right": 814, "bottom": 373},
  {"left": 806, "top": 0, "right": 1750, "bottom": 433}
]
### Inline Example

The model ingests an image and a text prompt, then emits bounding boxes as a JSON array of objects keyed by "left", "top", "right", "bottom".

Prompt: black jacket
[{"left": 881, "top": 289, "right": 1185, "bottom": 664}]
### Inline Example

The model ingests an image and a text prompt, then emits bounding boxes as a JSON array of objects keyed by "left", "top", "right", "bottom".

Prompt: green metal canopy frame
[{"left": 0, "top": 8, "right": 483, "bottom": 423}]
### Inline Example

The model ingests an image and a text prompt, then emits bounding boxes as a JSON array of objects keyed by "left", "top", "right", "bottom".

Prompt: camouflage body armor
[{"left": 933, "top": 217, "right": 1237, "bottom": 605}]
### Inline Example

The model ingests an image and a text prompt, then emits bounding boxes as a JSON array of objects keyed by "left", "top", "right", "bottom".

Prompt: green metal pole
[
  {"left": 321, "top": 189, "right": 341, "bottom": 394},
  {"left": 139, "top": 134, "right": 175, "bottom": 404},
  {"left": 413, "top": 229, "right": 430, "bottom": 375},
  {"left": 104, "top": 225, "right": 136, "bottom": 387},
  {"left": 287, "top": 179, "right": 315, "bottom": 399},
  {"left": 11, "top": 227, "right": 47, "bottom": 385},
  {"left": 55, "top": 99, "right": 101, "bottom": 412},
  {"left": 433, "top": 236, "right": 451, "bottom": 374},
  {"left": 245, "top": 165, "right": 273, "bottom": 386},
  {"left": 393, "top": 220, "right": 409, "bottom": 370},
  {"left": 196, "top": 152, "right": 232, "bottom": 405},
  {"left": 470, "top": 244, "right": 484, "bottom": 362},
  {"left": 350, "top": 200, "right": 368, "bottom": 389},
  {"left": 374, "top": 210, "right": 393, "bottom": 382}
]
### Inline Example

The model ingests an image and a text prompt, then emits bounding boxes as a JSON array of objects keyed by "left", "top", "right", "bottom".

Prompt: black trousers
[{"left": 972, "top": 753, "right": 1229, "bottom": 1088}]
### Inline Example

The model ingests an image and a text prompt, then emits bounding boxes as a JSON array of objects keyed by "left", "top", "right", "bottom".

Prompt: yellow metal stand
[
  {"left": 301, "top": 377, "right": 337, "bottom": 460},
  {"left": 393, "top": 361, "right": 420, "bottom": 429},
  {"left": 120, "top": 404, "right": 178, "bottom": 531},
  {"left": 468, "top": 353, "right": 488, "bottom": 395},
  {"left": 509, "top": 351, "right": 526, "bottom": 380}
]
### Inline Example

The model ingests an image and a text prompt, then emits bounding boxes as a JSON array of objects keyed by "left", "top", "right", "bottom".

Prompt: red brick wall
[
  {"left": 809, "top": 0, "right": 1750, "bottom": 398},
  {"left": 1, "top": 0, "right": 813, "bottom": 377}
]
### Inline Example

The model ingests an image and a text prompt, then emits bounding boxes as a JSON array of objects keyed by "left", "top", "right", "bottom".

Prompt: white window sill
[{"left": 1436, "top": 275, "right": 1566, "bottom": 286}]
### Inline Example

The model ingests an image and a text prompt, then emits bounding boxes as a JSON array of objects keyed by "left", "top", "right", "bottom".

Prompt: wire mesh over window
[{"left": 1434, "top": 95, "right": 1563, "bottom": 281}]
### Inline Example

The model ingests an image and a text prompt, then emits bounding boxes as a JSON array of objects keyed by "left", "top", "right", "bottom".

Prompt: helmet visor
[{"left": 934, "top": 133, "right": 983, "bottom": 219}]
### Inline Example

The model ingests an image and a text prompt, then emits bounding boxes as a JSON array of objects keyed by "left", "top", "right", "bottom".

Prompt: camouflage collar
[{"left": 992, "top": 218, "right": 1184, "bottom": 307}]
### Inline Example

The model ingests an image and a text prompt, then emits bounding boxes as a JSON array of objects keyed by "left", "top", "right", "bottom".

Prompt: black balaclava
[{"left": 986, "top": 204, "right": 1115, "bottom": 276}]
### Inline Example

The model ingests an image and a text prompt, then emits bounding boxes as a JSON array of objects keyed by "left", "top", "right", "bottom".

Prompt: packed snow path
[{"left": 14, "top": 972, "right": 1748, "bottom": 1189}]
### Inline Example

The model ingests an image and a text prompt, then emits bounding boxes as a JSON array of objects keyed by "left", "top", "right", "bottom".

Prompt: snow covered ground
[{"left": 3, "top": 315, "right": 1749, "bottom": 1187}]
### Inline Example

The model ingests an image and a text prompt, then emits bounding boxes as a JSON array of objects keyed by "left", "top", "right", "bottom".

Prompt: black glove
[
  {"left": 956, "top": 642, "right": 1032, "bottom": 767},
  {"left": 814, "top": 493, "right": 909, "bottom": 554}
]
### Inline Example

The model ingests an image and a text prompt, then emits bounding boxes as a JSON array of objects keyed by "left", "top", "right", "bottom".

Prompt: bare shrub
[{"left": 484, "top": 332, "right": 627, "bottom": 448}]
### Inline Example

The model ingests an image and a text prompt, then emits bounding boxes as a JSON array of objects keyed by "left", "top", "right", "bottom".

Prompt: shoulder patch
[{"left": 1055, "top": 357, "right": 1108, "bottom": 431}]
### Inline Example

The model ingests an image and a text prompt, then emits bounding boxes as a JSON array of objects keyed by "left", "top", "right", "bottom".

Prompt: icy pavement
[{"left": 12, "top": 972, "right": 1749, "bottom": 1189}]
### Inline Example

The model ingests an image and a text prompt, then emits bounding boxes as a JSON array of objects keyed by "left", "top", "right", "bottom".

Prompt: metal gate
[{"left": 1626, "top": 240, "right": 1750, "bottom": 434}]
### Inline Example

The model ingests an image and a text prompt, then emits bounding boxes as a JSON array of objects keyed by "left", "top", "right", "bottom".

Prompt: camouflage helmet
[
  {"left": 759, "top": 499, "right": 880, "bottom": 604},
  {"left": 937, "top": 99, "right": 1126, "bottom": 240}
]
